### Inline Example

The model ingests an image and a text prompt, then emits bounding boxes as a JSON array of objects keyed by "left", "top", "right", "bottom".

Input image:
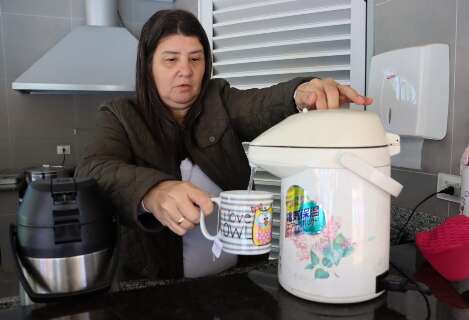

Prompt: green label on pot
[{"left": 285, "top": 185, "right": 326, "bottom": 237}]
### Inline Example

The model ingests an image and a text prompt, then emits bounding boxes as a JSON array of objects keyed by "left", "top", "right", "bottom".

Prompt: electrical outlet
[
  {"left": 57, "top": 145, "right": 71, "bottom": 155},
  {"left": 436, "top": 173, "right": 461, "bottom": 203}
]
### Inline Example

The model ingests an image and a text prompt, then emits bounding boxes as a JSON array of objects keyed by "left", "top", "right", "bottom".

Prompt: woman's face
[{"left": 152, "top": 34, "right": 205, "bottom": 120}]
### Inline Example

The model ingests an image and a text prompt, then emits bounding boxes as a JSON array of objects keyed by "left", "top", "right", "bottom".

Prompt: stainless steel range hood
[{"left": 12, "top": 0, "right": 137, "bottom": 94}]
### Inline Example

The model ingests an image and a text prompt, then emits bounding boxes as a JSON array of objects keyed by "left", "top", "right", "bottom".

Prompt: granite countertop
[
  {"left": 1, "top": 244, "right": 469, "bottom": 320},
  {"left": 0, "top": 260, "right": 277, "bottom": 312}
]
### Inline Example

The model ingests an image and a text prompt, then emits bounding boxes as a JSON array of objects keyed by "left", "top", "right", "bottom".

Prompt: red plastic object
[
  {"left": 415, "top": 263, "right": 469, "bottom": 309},
  {"left": 416, "top": 214, "right": 469, "bottom": 281}
]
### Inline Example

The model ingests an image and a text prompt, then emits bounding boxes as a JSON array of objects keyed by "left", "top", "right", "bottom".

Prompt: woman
[{"left": 75, "top": 9, "right": 373, "bottom": 280}]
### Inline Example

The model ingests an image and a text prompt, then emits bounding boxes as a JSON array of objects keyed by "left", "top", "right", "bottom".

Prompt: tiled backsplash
[
  {"left": 375, "top": 0, "right": 469, "bottom": 216},
  {"left": 0, "top": 0, "right": 182, "bottom": 169}
]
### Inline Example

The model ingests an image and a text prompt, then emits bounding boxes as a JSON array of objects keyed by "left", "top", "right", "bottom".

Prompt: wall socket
[
  {"left": 437, "top": 173, "right": 461, "bottom": 203},
  {"left": 57, "top": 145, "right": 71, "bottom": 155}
]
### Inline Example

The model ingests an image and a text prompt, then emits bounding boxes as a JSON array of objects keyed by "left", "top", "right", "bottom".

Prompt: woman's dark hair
[{"left": 136, "top": 10, "right": 212, "bottom": 119}]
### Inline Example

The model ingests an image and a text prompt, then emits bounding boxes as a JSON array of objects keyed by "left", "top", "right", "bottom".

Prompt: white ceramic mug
[{"left": 200, "top": 190, "right": 274, "bottom": 255}]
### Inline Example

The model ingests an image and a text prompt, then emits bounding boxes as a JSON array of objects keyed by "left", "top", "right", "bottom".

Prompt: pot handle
[
  {"left": 338, "top": 153, "right": 403, "bottom": 197},
  {"left": 200, "top": 197, "right": 221, "bottom": 241}
]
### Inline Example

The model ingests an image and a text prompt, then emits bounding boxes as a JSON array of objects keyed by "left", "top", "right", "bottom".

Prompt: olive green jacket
[{"left": 75, "top": 77, "right": 306, "bottom": 280}]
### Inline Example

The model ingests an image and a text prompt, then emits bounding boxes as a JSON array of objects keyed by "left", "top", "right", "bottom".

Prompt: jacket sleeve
[
  {"left": 220, "top": 77, "right": 311, "bottom": 141},
  {"left": 74, "top": 106, "right": 176, "bottom": 232}
]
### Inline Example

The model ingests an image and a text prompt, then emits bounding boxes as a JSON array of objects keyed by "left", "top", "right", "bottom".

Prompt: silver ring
[{"left": 176, "top": 216, "right": 185, "bottom": 225}]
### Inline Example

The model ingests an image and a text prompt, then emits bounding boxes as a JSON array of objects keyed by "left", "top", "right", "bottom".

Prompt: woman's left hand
[{"left": 294, "top": 78, "right": 373, "bottom": 110}]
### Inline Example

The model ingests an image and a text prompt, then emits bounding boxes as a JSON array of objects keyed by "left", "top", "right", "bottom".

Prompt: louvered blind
[
  {"left": 200, "top": 0, "right": 367, "bottom": 259},
  {"left": 200, "top": 0, "right": 366, "bottom": 91}
]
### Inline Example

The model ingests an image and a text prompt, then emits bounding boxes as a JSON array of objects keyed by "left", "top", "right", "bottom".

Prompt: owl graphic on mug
[
  {"left": 199, "top": 191, "right": 274, "bottom": 255},
  {"left": 252, "top": 205, "right": 272, "bottom": 246}
]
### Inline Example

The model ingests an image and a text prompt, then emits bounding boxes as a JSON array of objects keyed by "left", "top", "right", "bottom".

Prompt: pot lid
[
  {"left": 26, "top": 164, "right": 68, "bottom": 175},
  {"left": 250, "top": 109, "right": 388, "bottom": 148},
  {"left": 0, "top": 169, "right": 23, "bottom": 188}
]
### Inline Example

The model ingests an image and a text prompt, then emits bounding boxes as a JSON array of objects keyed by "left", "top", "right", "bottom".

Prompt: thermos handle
[
  {"left": 338, "top": 153, "right": 403, "bottom": 197},
  {"left": 199, "top": 197, "right": 221, "bottom": 241}
]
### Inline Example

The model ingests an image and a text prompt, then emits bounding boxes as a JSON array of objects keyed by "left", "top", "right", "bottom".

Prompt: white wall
[
  {"left": 118, "top": 0, "right": 175, "bottom": 38},
  {"left": 374, "top": 0, "right": 469, "bottom": 216},
  {"left": 175, "top": 0, "right": 198, "bottom": 16}
]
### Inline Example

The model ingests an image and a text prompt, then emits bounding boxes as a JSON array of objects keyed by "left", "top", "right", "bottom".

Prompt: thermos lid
[{"left": 250, "top": 109, "right": 388, "bottom": 148}]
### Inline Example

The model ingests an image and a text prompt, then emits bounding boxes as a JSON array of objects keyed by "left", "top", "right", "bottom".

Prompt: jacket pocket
[{"left": 195, "top": 117, "right": 229, "bottom": 148}]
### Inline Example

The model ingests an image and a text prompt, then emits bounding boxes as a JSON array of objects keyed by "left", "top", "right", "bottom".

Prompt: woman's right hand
[{"left": 142, "top": 181, "right": 214, "bottom": 236}]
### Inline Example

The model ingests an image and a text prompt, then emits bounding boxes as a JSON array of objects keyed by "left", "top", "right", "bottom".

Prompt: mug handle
[{"left": 199, "top": 197, "right": 220, "bottom": 241}]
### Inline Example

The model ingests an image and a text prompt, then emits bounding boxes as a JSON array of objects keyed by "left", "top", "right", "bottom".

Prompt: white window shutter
[
  {"left": 200, "top": 0, "right": 367, "bottom": 92},
  {"left": 199, "top": 0, "right": 368, "bottom": 260}
]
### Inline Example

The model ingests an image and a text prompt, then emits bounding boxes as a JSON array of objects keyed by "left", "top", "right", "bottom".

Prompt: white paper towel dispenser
[{"left": 367, "top": 44, "right": 449, "bottom": 140}]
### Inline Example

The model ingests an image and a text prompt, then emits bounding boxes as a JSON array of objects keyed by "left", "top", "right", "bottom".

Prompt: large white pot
[{"left": 248, "top": 109, "right": 403, "bottom": 303}]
